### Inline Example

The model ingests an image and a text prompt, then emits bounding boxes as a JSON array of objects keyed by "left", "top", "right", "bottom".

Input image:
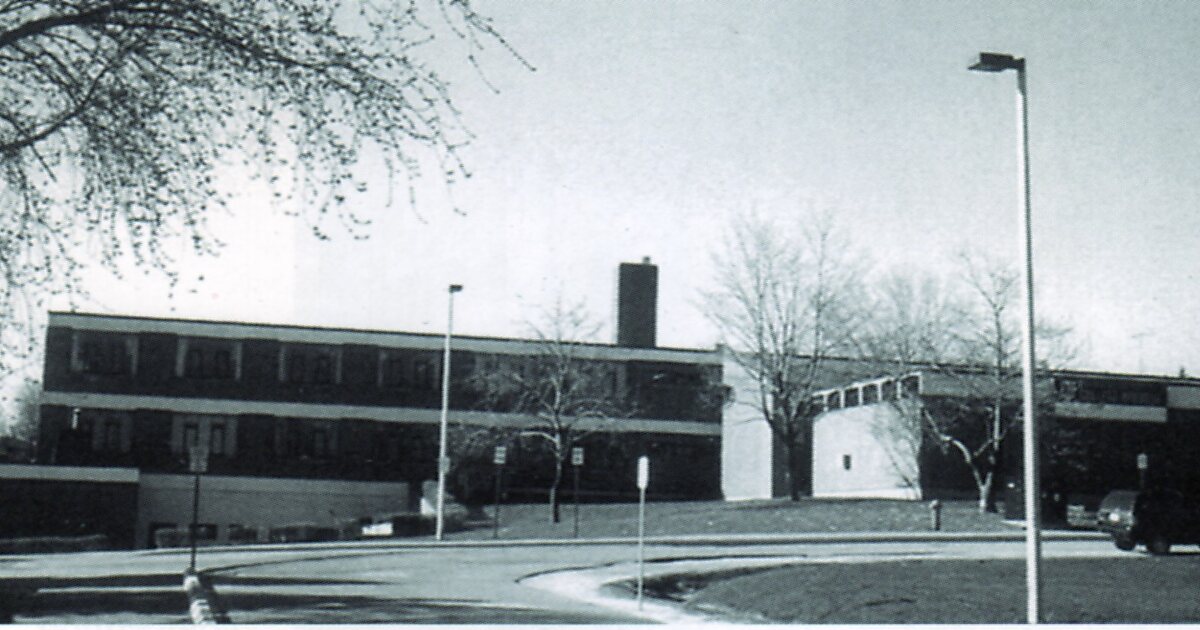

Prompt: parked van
[{"left": 1096, "top": 489, "right": 1200, "bottom": 554}]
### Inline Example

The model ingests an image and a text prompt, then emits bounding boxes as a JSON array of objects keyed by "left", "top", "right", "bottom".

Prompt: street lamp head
[
  {"left": 969, "top": 52, "right": 1025, "bottom": 73},
  {"left": 449, "top": 284, "right": 463, "bottom": 293}
]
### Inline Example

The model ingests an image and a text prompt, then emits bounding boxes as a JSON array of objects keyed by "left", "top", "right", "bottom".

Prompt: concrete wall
[
  {"left": 719, "top": 353, "right": 775, "bottom": 500},
  {"left": 136, "top": 473, "right": 412, "bottom": 548},
  {"left": 812, "top": 403, "right": 921, "bottom": 500}
]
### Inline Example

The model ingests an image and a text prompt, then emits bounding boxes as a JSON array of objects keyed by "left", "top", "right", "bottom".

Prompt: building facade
[
  {"left": 20, "top": 261, "right": 724, "bottom": 548},
  {"left": 808, "top": 369, "right": 1200, "bottom": 517}
]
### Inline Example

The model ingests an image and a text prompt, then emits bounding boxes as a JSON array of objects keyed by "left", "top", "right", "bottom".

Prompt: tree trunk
[
  {"left": 977, "top": 471, "right": 994, "bottom": 514},
  {"left": 549, "top": 456, "right": 563, "bottom": 523},
  {"left": 786, "top": 442, "right": 802, "bottom": 501}
]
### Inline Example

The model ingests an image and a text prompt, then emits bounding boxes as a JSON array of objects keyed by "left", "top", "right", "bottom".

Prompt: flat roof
[{"left": 48, "top": 311, "right": 722, "bottom": 365}]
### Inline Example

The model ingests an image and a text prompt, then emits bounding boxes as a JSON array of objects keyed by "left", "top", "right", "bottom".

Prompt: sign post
[
  {"left": 493, "top": 446, "right": 507, "bottom": 539},
  {"left": 636, "top": 455, "right": 649, "bottom": 610},
  {"left": 571, "top": 447, "right": 584, "bottom": 538},
  {"left": 187, "top": 445, "right": 209, "bottom": 574},
  {"left": 1137, "top": 453, "right": 1148, "bottom": 490}
]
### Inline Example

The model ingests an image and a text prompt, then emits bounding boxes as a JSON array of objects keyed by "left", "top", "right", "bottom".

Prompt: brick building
[{"left": 21, "top": 260, "right": 723, "bottom": 548}]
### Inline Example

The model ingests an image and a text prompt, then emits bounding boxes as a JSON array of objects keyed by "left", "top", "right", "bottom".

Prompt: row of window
[
  {"left": 69, "top": 411, "right": 412, "bottom": 463},
  {"left": 66, "top": 332, "right": 680, "bottom": 397},
  {"left": 70, "top": 331, "right": 441, "bottom": 389},
  {"left": 818, "top": 376, "right": 920, "bottom": 412},
  {"left": 1056, "top": 378, "right": 1167, "bottom": 407}
]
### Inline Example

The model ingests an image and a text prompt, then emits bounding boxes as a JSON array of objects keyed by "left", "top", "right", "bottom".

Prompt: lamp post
[
  {"left": 435, "top": 283, "right": 463, "bottom": 541},
  {"left": 969, "top": 51, "right": 1041, "bottom": 624}
]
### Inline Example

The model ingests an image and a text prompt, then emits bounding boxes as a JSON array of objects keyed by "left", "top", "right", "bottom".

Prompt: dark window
[
  {"left": 901, "top": 376, "right": 920, "bottom": 397},
  {"left": 287, "top": 428, "right": 304, "bottom": 456},
  {"left": 288, "top": 353, "right": 307, "bottom": 383},
  {"left": 314, "top": 355, "right": 333, "bottom": 384},
  {"left": 413, "top": 359, "right": 432, "bottom": 390},
  {"left": 863, "top": 384, "right": 879, "bottom": 404},
  {"left": 183, "top": 424, "right": 200, "bottom": 449},
  {"left": 80, "top": 338, "right": 130, "bottom": 375},
  {"left": 212, "top": 350, "right": 232, "bottom": 379},
  {"left": 210, "top": 424, "right": 225, "bottom": 455},
  {"left": 386, "top": 357, "right": 406, "bottom": 387},
  {"left": 312, "top": 430, "right": 328, "bottom": 458},
  {"left": 881, "top": 380, "right": 897, "bottom": 400},
  {"left": 842, "top": 454, "right": 852, "bottom": 470},
  {"left": 186, "top": 348, "right": 204, "bottom": 378},
  {"left": 104, "top": 419, "right": 122, "bottom": 452},
  {"left": 845, "top": 388, "right": 860, "bottom": 407},
  {"left": 826, "top": 392, "right": 841, "bottom": 410}
]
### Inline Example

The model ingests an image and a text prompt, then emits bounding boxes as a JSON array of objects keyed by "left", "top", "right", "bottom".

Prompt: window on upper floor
[
  {"left": 177, "top": 337, "right": 240, "bottom": 380},
  {"left": 413, "top": 358, "right": 434, "bottom": 390},
  {"left": 281, "top": 344, "right": 342, "bottom": 385},
  {"left": 71, "top": 332, "right": 137, "bottom": 376}
]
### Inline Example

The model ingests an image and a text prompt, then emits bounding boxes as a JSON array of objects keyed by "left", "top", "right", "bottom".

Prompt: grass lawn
[
  {"left": 444, "top": 498, "right": 1011, "bottom": 540},
  {"left": 679, "top": 555, "right": 1200, "bottom": 623}
]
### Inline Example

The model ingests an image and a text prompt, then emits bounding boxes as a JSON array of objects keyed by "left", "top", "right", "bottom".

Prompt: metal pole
[
  {"left": 1015, "top": 62, "right": 1043, "bottom": 626},
  {"left": 493, "top": 463, "right": 503, "bottom": 539},
  {"left": 189, "top": 471, "right": 200, "bottom": 573},
  {"left": 573, "top": 464, "right": 581, "bottom": 538},
  {"left": 636, "top": 483, "right": 646, "bottom": 610},
  {"left": 436, "top": 284, "right": 461, "bottom": 541}
]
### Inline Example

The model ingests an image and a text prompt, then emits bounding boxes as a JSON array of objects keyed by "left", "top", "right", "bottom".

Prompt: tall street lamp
[
  {"left": 968, "top": 51, "right": 1041, "bottom": 624},
  {"left": 435, "top": 283, "right": 463, "bottom": 541}
]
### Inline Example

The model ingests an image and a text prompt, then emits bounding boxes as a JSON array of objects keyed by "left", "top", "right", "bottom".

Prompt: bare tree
[
  {"left": 0, "top": 0, "right": 528, "bottom": 375},
  {"left": 471, "top": 298, "right": 627, "bottom": 523},
  {"left": 5, "top": 378, "right": 40, "bottom": 443},
  {"left": 703, "top": 210, "right": 865, "bottom": 500},
  {"left": 869, "top": 252, "right": 1073, "bottom": 512}
]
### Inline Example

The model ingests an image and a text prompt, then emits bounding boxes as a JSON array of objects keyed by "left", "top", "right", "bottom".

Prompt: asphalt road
[{"left": 1, "top": 533, "right": 1130, "bottom": 624}]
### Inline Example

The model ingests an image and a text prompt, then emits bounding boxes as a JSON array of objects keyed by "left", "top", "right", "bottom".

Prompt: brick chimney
[{"left": 615, "top": 257, "right": 658, "bottom": 348}]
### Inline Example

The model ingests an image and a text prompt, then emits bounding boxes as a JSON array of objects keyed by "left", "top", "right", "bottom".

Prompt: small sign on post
[
  {"left": 493, "top": 446, "right": 507, "bottom": 539},
  {"left": 636, "top": 455, "right": 649, "bottom": 609},
  {"left": 571, "top": 447, "right": 585, "bottom": 537}
]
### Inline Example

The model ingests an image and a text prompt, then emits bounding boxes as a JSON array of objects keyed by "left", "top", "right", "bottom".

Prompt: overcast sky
[{"left": 64, "top": 1, "right": 1200, "bottom": 377}]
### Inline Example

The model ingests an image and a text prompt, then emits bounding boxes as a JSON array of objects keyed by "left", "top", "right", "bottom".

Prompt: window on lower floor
[
  {"left": 210, "top": 424, "right": 226, "bottom": 456},
  {"left": 183, "top": 423, "right": 200, "bottom": 450},
  {"left": 103, "top": 420, "right": 122, "bottom": 452}
]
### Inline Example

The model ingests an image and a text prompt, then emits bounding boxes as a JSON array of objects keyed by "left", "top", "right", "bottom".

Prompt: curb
[
  {"left": 141, "top": 529, "right": 1106, "bottom": 555},
  {"left": 183, "top": 571, "right": 230, "bottom": 624}
]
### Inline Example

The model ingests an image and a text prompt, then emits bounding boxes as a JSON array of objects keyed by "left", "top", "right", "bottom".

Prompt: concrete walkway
[{"left": 1, "top": 531, "right": 1118, "bottom": 624}]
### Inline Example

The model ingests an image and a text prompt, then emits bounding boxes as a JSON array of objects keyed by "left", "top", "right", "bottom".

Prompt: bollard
[{"left": 929, "top": 499, "right": 942, "bottom": 531}]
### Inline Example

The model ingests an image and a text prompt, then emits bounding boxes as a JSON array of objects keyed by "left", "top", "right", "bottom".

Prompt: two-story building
[{"left": 20, "top": 260, "right": 724, "bottom": 548}]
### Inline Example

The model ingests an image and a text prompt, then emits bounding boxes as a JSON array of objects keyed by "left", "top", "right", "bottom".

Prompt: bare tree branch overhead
[{"left": 0, "top": 0, "right": 528, "bottom": 375}]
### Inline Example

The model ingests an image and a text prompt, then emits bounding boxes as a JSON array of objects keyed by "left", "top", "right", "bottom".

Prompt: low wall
[{"left": 136, "top": 473, "right": 414, "bottom": 548}]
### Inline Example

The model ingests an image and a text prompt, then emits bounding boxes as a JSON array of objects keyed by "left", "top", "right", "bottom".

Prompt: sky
[{"left": 59, "top": 0, "right": 1200, "bottom": 378}]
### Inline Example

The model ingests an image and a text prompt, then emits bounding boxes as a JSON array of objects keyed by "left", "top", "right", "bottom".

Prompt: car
[{"left": 1096, "top": 488, "right": 1200, "bottom": 554}]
